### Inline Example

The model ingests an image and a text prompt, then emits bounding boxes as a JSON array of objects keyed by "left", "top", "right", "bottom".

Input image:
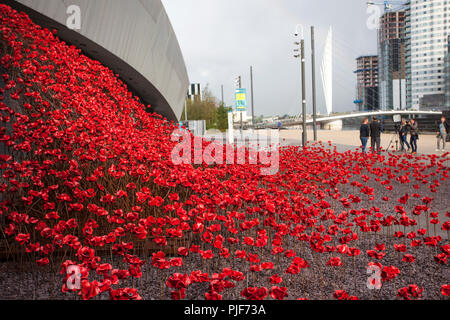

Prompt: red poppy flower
[
  {"left": 270, "top": 286, "right": 288, "bottom": 300},
  {"left": 15, "top": 233, "right": 30, "bottom": 245},
  {"left": 80, "top": 280, "right": 101, "bottom": 300},
  {"left": 402, "top": 254, "right": 416, "bottom": 263},
  {"left": 241, "top": 287, "right": 268, "bottom": 300},
  {"left": 110, "top": 288, "right": 142, "bottom": 300},
  {"left": 327, "top": 257, "right": 343, "bottom": 267},
  {"left": 166, "top": 273, "right": 191, "bottom": 290},
  {"left": 394, "top": 244, "right": 407, "bottom": 252},
  {"left": 177, "top": 247, "right": 189, "bottom": 256},
  {"left": 434, "top": 253, "right": 447, "bottom": 265},
  {"left": 270, "top": 274, "right": 283, "bottom": 284},
  {"left": 367, "top": 250, "right": 386, "bottom": 260},
  {"left": 441, "top": 284, "right": 450, "bottom": 296},
  {"left": 205, "top": 291, "right": 223, "bottom": 300},
  {"left": 397, "top": 285, "right": 423, "bottom": 300},
  {"left": 170, "top": 258, "right": 183, "bottom": 267},
  {"left": 333, "top": 290, "right": 352, "bottom": 300},
  {"left": 36, "top": 257, "right": 49, "bottom": 266},
  {"left": 381, "top": 266, "right": 400, "bottom": 282}
]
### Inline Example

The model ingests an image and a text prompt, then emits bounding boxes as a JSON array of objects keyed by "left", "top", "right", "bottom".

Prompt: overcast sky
[{"left": 162, "top": 0, "right": 380, "bottom": 117}]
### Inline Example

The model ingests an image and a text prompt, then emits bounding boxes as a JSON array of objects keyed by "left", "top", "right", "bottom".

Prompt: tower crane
[{"left": 367, "top": 1, "right": 407, "bottom": 11}]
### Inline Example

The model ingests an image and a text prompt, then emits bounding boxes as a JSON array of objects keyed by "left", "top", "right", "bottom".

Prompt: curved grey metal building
[{"left": 3, "top": 0, "right": 189, "bottom": 121}]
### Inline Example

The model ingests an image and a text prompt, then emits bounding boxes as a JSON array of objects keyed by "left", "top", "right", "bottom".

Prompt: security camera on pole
[
  {"left": 294, "top": 24, "right": 307, "bottom": 147},
  {"left": 235, "top": 76, "right": 243, "bottom": 133},
  {"left": 235, "top": 76, "right": 242, "bottom": 90}
]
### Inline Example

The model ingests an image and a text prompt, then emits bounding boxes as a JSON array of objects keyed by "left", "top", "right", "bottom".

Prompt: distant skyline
[{"left": 162, "top": 0, "right": 381, "bottom": 117}]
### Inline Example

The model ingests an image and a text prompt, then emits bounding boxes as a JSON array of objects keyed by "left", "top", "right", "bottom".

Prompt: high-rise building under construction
[
  {"left": 355, "top": 56, "right": 380, "bottom": 111},
  {"left": 378, "top": 10, "right": 406, "bottom": 110}
]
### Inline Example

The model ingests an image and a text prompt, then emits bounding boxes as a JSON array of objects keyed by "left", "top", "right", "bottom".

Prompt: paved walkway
[
  {"left": 263, "top": 129, "right": 450, "bottom": 155},
  {"left": 203, "top": 129, "right": 450, "bottom": 159}
]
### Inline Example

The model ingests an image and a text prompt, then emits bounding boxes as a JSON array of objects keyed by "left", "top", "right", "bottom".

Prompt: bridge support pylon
[{"left": 321, "top": 120, "right": 343, "bottom": 130}]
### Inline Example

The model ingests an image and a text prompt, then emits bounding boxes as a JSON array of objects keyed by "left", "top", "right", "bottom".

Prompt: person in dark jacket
[
  {"left": 436, "top": 116, "right": 449, "bottom": 151},
  {"left": 360, "top": 118, "right": 370, "bottom": 153},
  {"left": 409, "top": 118, "right": 419, "bottom": 154},
  {"left": 399, "top": 119, "right": 410, "bottom": 152},
  {"left": 369, "top": 116, "right": 382, "bottom": 154}
]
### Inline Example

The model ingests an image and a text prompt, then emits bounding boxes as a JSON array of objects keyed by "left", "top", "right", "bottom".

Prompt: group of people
[
  {"left": 359, "top": 115, "right": 449, "bottom": 155},
  {"left": 398, "top": 118, "right": 419, "bottom": 154},
  {"left": 359, "top": 116, "right": 385, "bottom": 154},
  {"left": 359, "top": 116, "right": 419, "bottom": 155}
]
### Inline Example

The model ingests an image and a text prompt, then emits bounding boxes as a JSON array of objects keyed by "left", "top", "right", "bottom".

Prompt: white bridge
[
  {"left": 254, "top": 110, "right": 443, "bottom": 129},
  {"left": 303, "top": 110, "right": 442, "bottom": 124}
]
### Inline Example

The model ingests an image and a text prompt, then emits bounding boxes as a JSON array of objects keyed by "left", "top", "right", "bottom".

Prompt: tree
[
  {"left": 253, "top": 115, "right": 264, "bottom": 124},
  {"left": 180, "top": 85, "right": 218, "bottom": 129},
  {"left": 216, "top": 103, "right": 231, "bottom": 132}
]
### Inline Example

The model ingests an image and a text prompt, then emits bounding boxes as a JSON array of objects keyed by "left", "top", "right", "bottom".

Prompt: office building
[
  {"left": 187, "top": 83, "right": 202, "bottom": 102},
  {"left": 405, "top": 0, "right": 450, "bottom": 110},
  {"left": 445, "top": 35, "right": 450, "bottom": 109}
]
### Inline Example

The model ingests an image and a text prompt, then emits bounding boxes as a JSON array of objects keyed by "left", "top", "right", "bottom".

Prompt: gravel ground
[
  {"left": 0, "top": 151, "right": 448, "bottom": 300},
  {"left": 0, "top": 235, "right": 448, "bottom": 300}
]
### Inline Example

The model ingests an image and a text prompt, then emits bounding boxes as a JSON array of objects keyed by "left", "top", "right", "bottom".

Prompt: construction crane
[{"left": 367, "top": 1, "right": 407, "bottom": 11}]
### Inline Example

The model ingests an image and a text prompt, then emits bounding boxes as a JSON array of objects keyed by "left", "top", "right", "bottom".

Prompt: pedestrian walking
[
  {"left": 369, "top": 116, "right": 382, "bottom": 154},
  {"left": 360, "top": 118, "right": 370, "bottom": 153},
  {"left": 436, "top": 116, "right": 449, "bottom": 152},
  {"left": 399, "top": 119, "right": 411, "bottom": 152},
  {"left": 409, "top": 118, "right": 419, "bottom": 154}
]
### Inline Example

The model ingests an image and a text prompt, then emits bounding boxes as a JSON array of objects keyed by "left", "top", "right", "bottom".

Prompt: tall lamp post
[
  {"left": 294, "top": 24, "right": 307, "bottom": 147},
  {"left": 250, "top": 66, "right": 255, "bottom": 126},
  {"left": 311, "top": 26, "right": 318, "bottom": 142}
]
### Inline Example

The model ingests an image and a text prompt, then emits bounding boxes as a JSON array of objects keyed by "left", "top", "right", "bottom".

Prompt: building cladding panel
[
  {"left": 7, "top": 0, "right": 189, "bottom": 121},
  {"left": 405, "top": 0, "right": 450, "bottom": 110}
]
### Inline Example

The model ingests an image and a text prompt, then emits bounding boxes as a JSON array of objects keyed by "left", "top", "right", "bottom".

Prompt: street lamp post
[
  {"left": 184, "top": 99, "right": 188, "bottom": 122},
  {"left": 250, "top": 66, "right": 255, "bottom": 126},
  {"left": 294, "top": 24, "right": 307, "bottom": 147},
  {"left": 311, "top": 26, "right": 318, "bottom": 142}
]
